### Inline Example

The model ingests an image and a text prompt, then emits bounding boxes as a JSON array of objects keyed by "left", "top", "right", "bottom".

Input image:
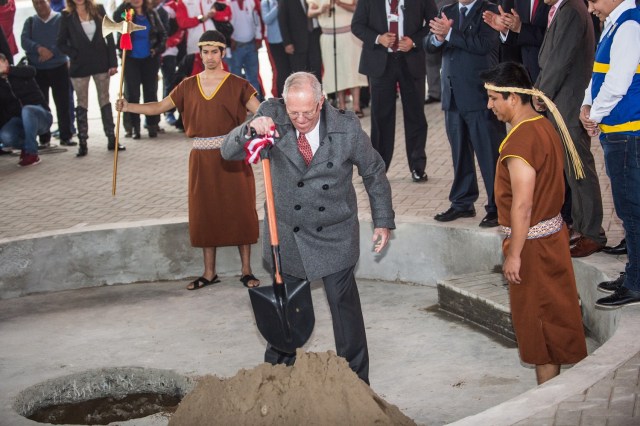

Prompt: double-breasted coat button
[
  {"left": 319, "top": 206, "right": 325, "bottom": 212},
  {"left": 327, "top": 162, "right": 333, "bottom": 168},
  {"left": 297, "top": 181, "right": 304, "bottom": 187},
  {"left": 322, "top": 184, "right": 329, "bottom": 190},
  {"left": 293, "top": 227, "right": 300, "bottom": 232},
  {"left": 294, "top": 205, "right": 301, "bottom": 210},
  {"left": 317, "top": 226, "right": 323, "bottom": 232}
]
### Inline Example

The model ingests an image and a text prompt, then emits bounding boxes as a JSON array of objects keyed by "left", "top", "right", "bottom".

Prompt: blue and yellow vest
[{"left": 591, "top": 7, "right": 640, "bottom": 136}]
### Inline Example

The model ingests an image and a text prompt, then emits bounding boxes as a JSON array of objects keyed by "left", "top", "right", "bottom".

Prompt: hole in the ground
[
  {"left": 14, "top": 367, "right": 193, "bottom": 425},
  {"left": 27, "top": 392, "right": 180, "bottom": 425}
]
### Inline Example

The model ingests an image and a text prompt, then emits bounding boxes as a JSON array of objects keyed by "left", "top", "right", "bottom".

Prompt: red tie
[
  {"left": 297, "top": 133, "right": 313, "bottom": 166},
  {"left": 547, "top": 4, "right": 557, "bottom": 28},
  {"left": 389, "top": 0, "right": 399, "bottom": 52},
  {"left": 531, "top": 0, "right": 539, "bottom": 20}
]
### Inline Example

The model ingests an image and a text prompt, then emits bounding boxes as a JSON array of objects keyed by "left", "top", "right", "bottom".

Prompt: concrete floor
[{"left": 0, "top": 277, "right": 550, "bottom": 425}]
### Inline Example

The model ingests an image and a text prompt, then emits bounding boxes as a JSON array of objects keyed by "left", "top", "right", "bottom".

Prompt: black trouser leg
[
  {"left": 141, "top": 56, "right": 161, "bottom": 127},
  {"left": 49, "top": 64, "right": 72, "bottom": 141},
  {"left": 264, "top": 265, "right": 369, "bottom": 384},
  {"left": 124, "top": 58, "right": 143, "bottom": 132}
]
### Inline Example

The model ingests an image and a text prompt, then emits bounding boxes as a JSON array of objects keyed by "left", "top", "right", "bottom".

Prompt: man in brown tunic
[
  {"left": 116, "top": 30, "right": 262, "bottom": 290},
  {"left": 481, "top": 62, "right": 586, "bottom": 385}
]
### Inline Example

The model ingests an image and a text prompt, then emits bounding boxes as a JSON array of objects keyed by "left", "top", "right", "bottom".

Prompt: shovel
[{"left": 248, "top": 154, "right": 315, "bottom": 354}]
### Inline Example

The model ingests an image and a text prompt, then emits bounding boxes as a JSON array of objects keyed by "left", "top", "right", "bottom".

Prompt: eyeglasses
[{"left": 286, "top": 102, "right": 321, "bottom": 120}]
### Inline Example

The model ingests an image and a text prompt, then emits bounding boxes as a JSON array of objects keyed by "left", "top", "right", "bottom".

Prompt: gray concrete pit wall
[{"left": 0, "top": 217, "right": 620, "bottom": 344}]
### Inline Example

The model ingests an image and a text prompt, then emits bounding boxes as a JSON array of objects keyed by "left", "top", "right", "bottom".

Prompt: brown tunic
[
  {"left": 495, "top": 115, "right": 587, "bottom": 365},
  {"left": 170, "top": 73, "right": 259, "bottom": 247}
]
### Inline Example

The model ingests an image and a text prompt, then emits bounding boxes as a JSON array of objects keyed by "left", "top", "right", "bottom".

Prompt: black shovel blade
[{"left": 249, "top": 278, "right": 315, "bottom": 353}]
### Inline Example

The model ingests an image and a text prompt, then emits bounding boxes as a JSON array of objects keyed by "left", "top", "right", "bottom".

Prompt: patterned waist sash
[
  {"left": 192, "top": 136, "right": 225, "bottom": 150},
  {"left": 501, "top": 213, "right": 563, "bottom": 239},
  {"left": 322, "top": 25, "right": 351, "bottom": 35}
]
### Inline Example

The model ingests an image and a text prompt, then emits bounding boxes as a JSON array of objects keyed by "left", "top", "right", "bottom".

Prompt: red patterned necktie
[
  {"left": 297, "top": 132, "right": 313, "bottom": 166},
  {"left": 389, "top": 0, "right": 399, "bottom": 52},
  {"left": 531, "top": 0, "right": 539, "bottom": 20}
]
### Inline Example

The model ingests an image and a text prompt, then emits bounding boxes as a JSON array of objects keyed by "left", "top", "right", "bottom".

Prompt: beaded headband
[
  {"left": 197, "top": 41, "right": 226, "bottom": 48},
  {"left": 484, "top": 83, "right": 584, "bottom": 179}
]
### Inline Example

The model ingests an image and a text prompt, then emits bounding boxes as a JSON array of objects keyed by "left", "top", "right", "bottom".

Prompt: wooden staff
[{"left": 102, "top": 13, "right": 146, "bottom": 195}]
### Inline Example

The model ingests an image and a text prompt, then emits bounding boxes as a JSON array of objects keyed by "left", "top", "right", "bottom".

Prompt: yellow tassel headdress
[{"left": 484, "top": 83, "right": 584, "bottom": 180}]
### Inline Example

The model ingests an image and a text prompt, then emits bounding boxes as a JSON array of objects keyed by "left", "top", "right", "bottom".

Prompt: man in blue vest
[{"left": 581, "top": 0, "right": 640, "bottom": 308}]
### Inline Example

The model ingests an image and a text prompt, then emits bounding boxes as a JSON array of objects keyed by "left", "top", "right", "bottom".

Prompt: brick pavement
[{"left": 0, "top": 95, "right": 624, "bottom": 243}]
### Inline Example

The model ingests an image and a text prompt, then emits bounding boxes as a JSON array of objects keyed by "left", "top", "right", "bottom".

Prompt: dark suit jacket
[
  {"left": 504, "top": 0, "right": 549, "bottom": 82},
  {"left": 278, "top": 0, "right": 315, "bottom": 53},
  {"left": 57, "top": 5, "right": 117, "bottom": 78},
  {"left": 351, "top": 0, "right": 437, "bottom": 79},
  {"left": 535, "top": 0, "right": 594, "bottom": 127},
  {"left": 222, "top": 99, "right": 395, "bottom": 281},
  {"left": 425, "top": 0, "right": 501, "bottom": 112}
]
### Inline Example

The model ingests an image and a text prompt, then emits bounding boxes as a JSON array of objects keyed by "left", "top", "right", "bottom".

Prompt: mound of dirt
[{"left": 169, "top": 350, "right": 416, "bottom": 426}]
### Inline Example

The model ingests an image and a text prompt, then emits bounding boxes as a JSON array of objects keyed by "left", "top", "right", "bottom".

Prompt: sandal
[
  {"left": 186, "top": 275, "right": 220, "bottom": 290},
  {"left": 354, "top": 110, "right": 365, "bottom": 118},
  {"left": 240, "top": 274, "right": 260, "bottom": 288}
]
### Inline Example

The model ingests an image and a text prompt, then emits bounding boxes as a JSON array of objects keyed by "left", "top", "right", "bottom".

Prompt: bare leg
[
  {"left": 239, "top": 244, "right": 260, "bottom": 287},
  {"left": 337, "top": 90, "right": 346, "bottom": 111},
  {"left": 186, "top": 247, "right": 217, "bottom": 289},
  {"left": 352, "top": 87, "right": 361, "bottom": 112},
  {"left": 535, "top": 364, "right": 560, "bottom": 385}
]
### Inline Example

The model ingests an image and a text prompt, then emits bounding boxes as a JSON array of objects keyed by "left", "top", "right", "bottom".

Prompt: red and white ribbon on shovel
[{"left": 244, "top": 130, "right": 275, "bottom": 164}]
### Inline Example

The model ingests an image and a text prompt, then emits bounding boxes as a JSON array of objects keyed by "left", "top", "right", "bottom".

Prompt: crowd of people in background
[
  {"left": 0, "top": 0, "right": 634, "bottom": 240},
  {"left": 0, "top": 0, "right": 635, "bottom": 252}
]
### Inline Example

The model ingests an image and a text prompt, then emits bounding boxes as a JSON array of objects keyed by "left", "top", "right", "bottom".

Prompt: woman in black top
[{"left": 58, "top": 0, "right": 124, "bottom": 156}]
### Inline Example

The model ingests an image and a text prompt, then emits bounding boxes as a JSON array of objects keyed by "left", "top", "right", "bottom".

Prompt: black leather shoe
[
  {"left": 598, "top": 272, "right": 625, "bottom": 294},
  {"left": 602, "top": 239, "right": 627, "bottom": 255},
  {"left": 596, "top": 286, "right": 640, "bottom": 309},
  {"left": 479, "top": 212, "right": 499, "bottom": 228},
  {"left": 411, "top": 170, "right": 428, "bottom": 182},
  {"left": 434, "top": 207, "right": 476, "bottom": 222},
  {"left": 424, "top": 96, "right": 440, "bottom": 105}
]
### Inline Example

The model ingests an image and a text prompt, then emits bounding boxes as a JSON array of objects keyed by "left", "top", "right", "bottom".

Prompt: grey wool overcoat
[{"left": 222, "top": 99, "right": 396, "bottom": 281}]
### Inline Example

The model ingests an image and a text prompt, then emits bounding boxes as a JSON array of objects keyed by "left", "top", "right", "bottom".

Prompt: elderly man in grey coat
[{"left": 222, "top": 72, "right": 395, "bottom": 384}]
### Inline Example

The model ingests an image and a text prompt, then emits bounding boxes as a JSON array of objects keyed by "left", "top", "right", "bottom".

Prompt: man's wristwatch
[{"left": 197, "top": 14, "right": 205, "bottom": 23}]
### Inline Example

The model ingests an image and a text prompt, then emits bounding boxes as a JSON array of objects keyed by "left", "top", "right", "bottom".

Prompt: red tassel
[{"left": 120, "top": 33, "right": 132, "bottom": 50}]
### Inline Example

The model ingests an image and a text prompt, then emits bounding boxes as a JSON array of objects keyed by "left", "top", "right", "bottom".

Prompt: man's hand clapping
[{"left": 429, "top": 13, "right": 453, "bottom": 42}]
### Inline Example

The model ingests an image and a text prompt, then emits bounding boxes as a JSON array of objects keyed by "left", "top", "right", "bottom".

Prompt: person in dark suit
[
  {"left": 352, "top": 0, "right": 437, "bottom": 182},
  {"left": 533, "top": 0, "right": 606, "bottom": 258},
  {"left": 278, "top": 0, "right": 322, "bottom": 83},
  {"left": 483, "top": 0, "right": 549, "bottom": 82},
  {"left": 425, "top": 0, "right": 506, "bottom": 227},
  {"left": 222, "top": 72, "right": 395, "bottom": 384}
]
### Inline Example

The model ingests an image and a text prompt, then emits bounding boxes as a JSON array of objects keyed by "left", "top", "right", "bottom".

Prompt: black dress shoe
[
  {"left": 479, "top": 212, "right": 499, "bottom": 228},
  {"left": 602, "top": 238, "right": 627, "bottom": 255},
  {"left": 598, "top": 272, "right": 625, "bottom": 294},
  {"left": 596, "top": 286, "right": 640, "bottom": 309},
  {"left": 424, "top": 96, "right": 440, "bottom": 105},
  {"left": 411, "top": 170, "right": 428, "bottom": 182},
  {"left": 434, "top": 207, "right": 476, "bottom": 222}
]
